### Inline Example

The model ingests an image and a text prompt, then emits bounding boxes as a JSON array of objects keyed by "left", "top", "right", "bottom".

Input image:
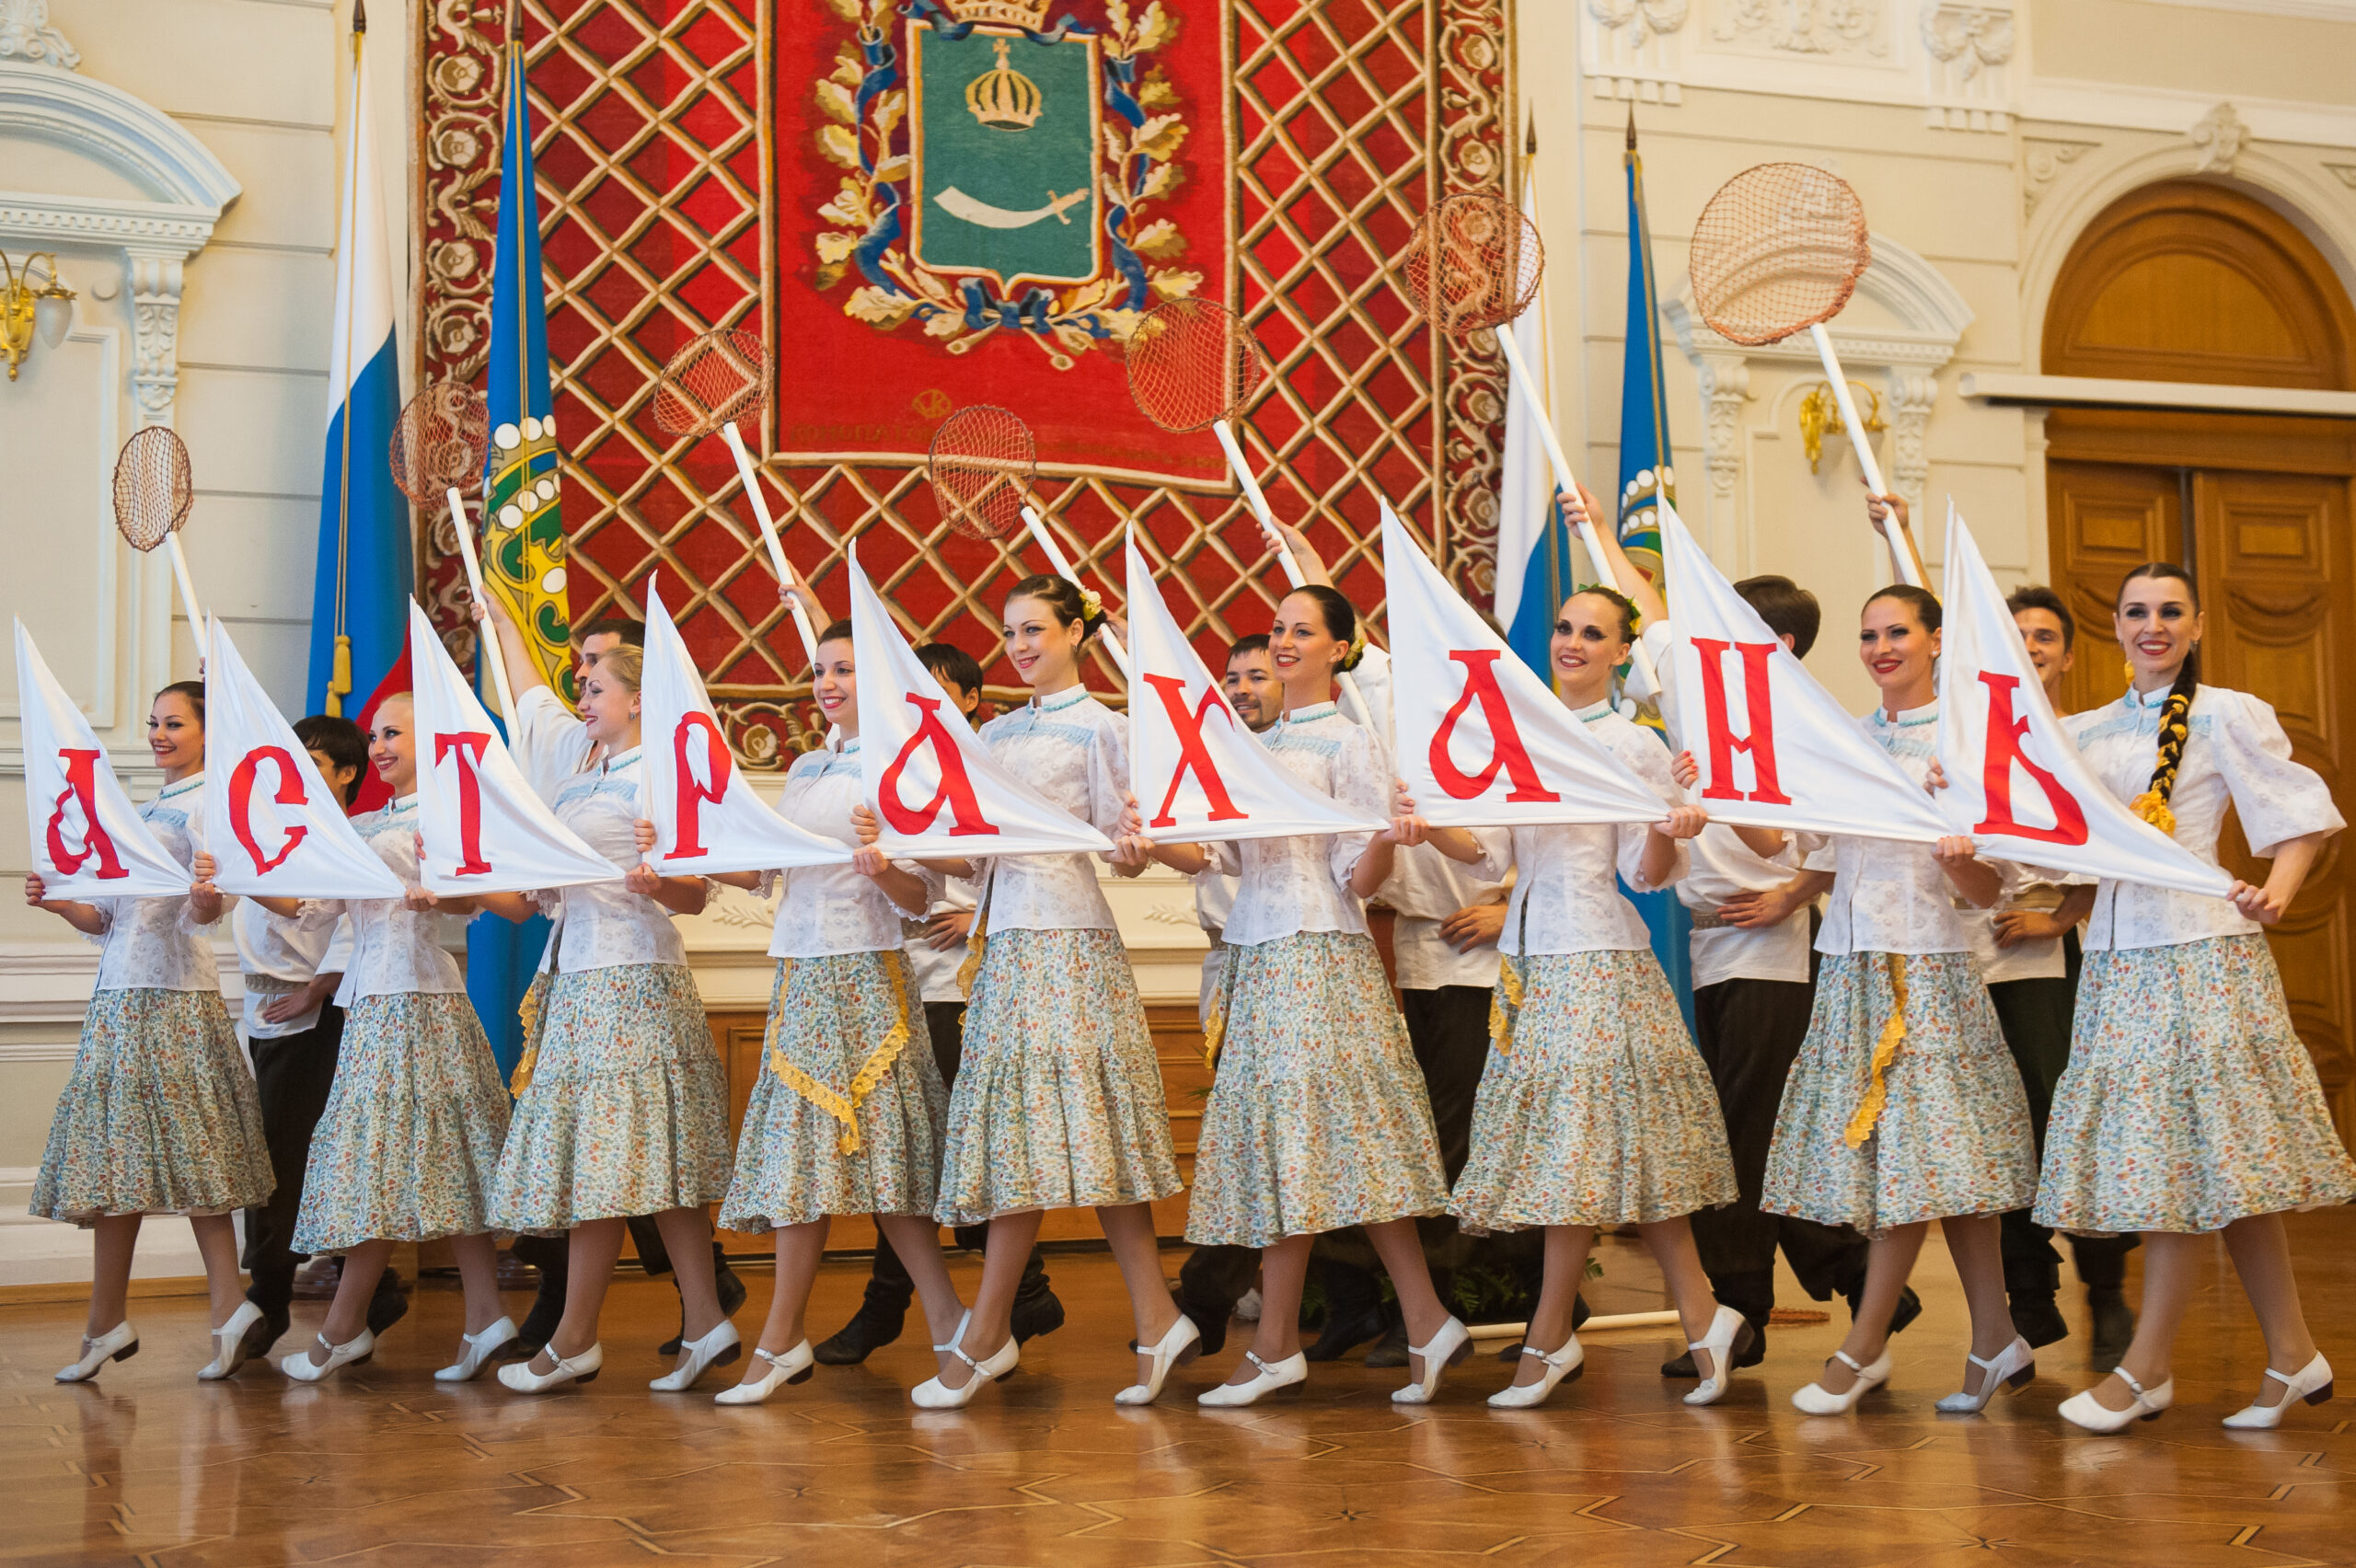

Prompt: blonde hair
[{"left": 584, "top": 641, "right": 643, "bottom": 698}]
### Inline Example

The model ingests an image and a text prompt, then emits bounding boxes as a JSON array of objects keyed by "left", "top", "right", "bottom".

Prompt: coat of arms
[{"left": 811, "top": 0, "right": 1199, "bottom": 370}]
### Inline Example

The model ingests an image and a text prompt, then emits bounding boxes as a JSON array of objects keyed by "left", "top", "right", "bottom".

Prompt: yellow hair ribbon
[
  {"left": 1842, "top": 953, "right": 1910, "bottom": 1148},
  {"left": 2129, "top": 790, "right": 2177, "bottom": 837}
]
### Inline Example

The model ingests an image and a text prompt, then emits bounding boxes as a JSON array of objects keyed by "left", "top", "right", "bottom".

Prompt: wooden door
[{"left": 2045, "top": 458, "right": 2183, "bottom": 717}]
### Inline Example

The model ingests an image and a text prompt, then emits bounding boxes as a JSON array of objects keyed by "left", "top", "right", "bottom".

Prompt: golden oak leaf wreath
[{"left": 811, "top": 0, "right": 1201, "bottom": 370}]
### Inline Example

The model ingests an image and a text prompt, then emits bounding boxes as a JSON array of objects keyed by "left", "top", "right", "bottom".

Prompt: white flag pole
[
  {"left": 1806, "top": 321, "right": 1919, "bottom": 589},
  {"left": 1018, "top": 503, "right": 1129, "bottom": 678},
  {"left": 717, "top": 419, "right": 821, "bottom": 664},
  {"left": 445, "top": 486, "right": 516, "bottom": 720}
]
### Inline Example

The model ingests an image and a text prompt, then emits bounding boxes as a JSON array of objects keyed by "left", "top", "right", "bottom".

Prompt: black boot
[
  {"left": 1362, "top": 1305, "right": 1410, "bottom": 1369},
  {"left": 662, "top": 1247, "right": 751, "bottom": 1356},
  {"left": 1178, "top": 1294, "right": 1231, "bottom": 1357},
  {"left": 1010, "top": 1249, "right": 1065, "bottom": 1344},
  {"left": 1303, "top": 1261, "right": 1387, "bottom": 1362},
  {"left": 2009, "top": 1291, "right": 2069, "bottom": 1350},
  {"left": 2087, "top": 1286, "right": 2135, "bottom": 1374},
  {"left": 814, "top": 1289, "right": 909, "bottom": 1366},
  {"left": 364, "top": 1266, "right": 410, "bottom": 1337},
  {"left": 1854, "top": 1283, "right": 1923, "bottom": 1339}
]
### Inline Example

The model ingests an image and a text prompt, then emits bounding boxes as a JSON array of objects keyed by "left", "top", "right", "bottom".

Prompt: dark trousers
[
  {"left": 1687, "top": 974, "right": 1873, "bottom": 1326},
  {"left": 242, "top": 1006, "right": 345, "bottom": 1315},
  {"left": 1988, "top": 972, "right": 2134, "bottom": 1296},
  {"left": 1400, "top": 984, "right": 1493, "bottom": 1183}
]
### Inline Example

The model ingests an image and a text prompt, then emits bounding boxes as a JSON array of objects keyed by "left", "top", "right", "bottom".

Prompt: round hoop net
[
  {"left": 1688, "top": 163, "right": 1870, "bottom": 347},
  {"left": 1124, "top": 298, "right": 1273, "bottom": 433},
  {"left": 927, "top": 406, "right": 1035, "bottom": 540},
  {"left": 1398, "top": 192, "right": 1543, "bottom": 335},
  {"left": 111, "top": 427, "right": 193, "bottom": 552},
  {"left": 653, "top": 327, "right": 772, "bottom": 437},
  {"left": 388, "top": 381, "right": 491, "bottom": 505}
]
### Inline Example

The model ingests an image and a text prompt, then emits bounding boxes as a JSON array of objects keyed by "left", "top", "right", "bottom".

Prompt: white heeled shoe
[
  {"left": 280, "top": 1328, "right": 375, "bottom": 1383},
  {"left": 2223, "top": 1353, "right": 2332, "bottom": 1430},
  {"left": 1792, "top": 1348, "right": 1891, "bottom": 1414},
  {"left": 1197, "top": 1349, "right": 1307, "bottom": 1407},
  {"left": 1684, "top": 1306, "right": 1755, "bottom": 1408},
  {"left": 434, "top": 1316, "right": 522, "bottom": 1383},
  {"left": 55, "top": 1320, "right": 139, "bottom": 1384},
  {"left": 715, "top": 1341, "right": 815, "bottom": 1406},
  {"left": 1392, "top": 1316, "right": 1471, "bottom": 1405},
  {"left": 1115, "top": 1314, "right": 1202, "bottom": 1406},
  {"left": 910, "top": 1325, "right": 1020, "bottom": 1410},
  {"left": 1936, "top": 1336, "right": 2036, "bottom": 1414},
  {"left": 1487, "top": 1336, "right": 1583, "bottom": 1409},
  {"left": 198, "top": 1302, "right": 269, "bottom": 1382},
  {"left": 498, "top": 1342, "right": 604, "bottom": 1393},
  {"left": 2059, "top": 1368, "right": 2173, "bottom": 1431},
  {"left": 650, "top": 1320, "right": 741, "bottom": 1391}
]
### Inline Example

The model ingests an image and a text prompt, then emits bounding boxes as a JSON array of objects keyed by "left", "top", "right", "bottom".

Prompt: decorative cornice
[
  {"left": 0, "top": 61, "right": 240, "bottom": 211},
  {"left": 0, "top": 0, "right": 76, "bottom": 69},
  {"left": 0, "top": 193, "right": 218, "bottom": 250},
  {"left": 1664, "top": 230, "right": 1974, "bottom": 369}
]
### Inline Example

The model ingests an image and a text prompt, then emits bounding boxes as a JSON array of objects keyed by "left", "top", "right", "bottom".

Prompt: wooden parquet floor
[{"left": 5, "top": 1212, "right": 2353, "bottom": 1568}]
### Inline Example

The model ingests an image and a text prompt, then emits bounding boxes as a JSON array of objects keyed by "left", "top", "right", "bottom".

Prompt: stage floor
[{"left": 6, "top": 1212, "right": 2353, "bottom": 1568}]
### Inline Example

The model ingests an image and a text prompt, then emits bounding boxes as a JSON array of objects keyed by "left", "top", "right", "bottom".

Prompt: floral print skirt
[
  {"left": 489, "top": 964, "right": 733, "bottom": 1234},
  {"left": 293, "top": 992, "right": 511, "bottom": 1251},
  {"left": 1451, "top": 949, "right": 1738, "bottom": 1232},
  {"left": 2035, "top": 935, "right": 2356, "bottom": 1235},
  {"left": 721, "top": 952, "right": 948, "bottom": 1233},
  {"left": 1186, "top": 931, "right": 1450, "bottom": 1249},
  {"left": 31, "top": 989, "right": 272, "bottom": 1225},
  {"left": 1761, "top": 951, "right": 2036, "bottom": 1234},
  {"left": 934, "top": 928, "right": 1182, "bottom": 1227}
]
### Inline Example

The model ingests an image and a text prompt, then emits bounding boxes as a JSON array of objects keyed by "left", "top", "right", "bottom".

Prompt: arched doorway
[{"left": 2043, "top": 178, "right": 2356, "bottom": 1142}]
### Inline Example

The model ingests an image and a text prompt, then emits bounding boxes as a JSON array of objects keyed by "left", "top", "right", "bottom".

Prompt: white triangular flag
[
  {"left": 848, "top": 548, "right": 1112, "bottom": 858},
  {"left": 14, "top": 618, "right": 189, "bottom": 898},
  {"left": 1126, "top": 529, "right": 1386, "bottom": 841},
  {"left": 405, "top": 600, "right": 619, "bottom": 894},
  {"left": 1658, "top": 502, "right": 1951, "bottom": 843},
  {"left": 1938, "top": 506, "right": 2231, "bottom": 895},
  {"left": 1381, "top": 503, "right": 1671, "bottom": 827},
  {"left": 639, "top": 580, "right": 850, "bottom": 875},
  {"left": 202, "top": 617, "right": 404, "bottom": 898}
]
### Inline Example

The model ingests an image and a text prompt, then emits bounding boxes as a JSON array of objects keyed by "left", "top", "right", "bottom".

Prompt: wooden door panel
[{"left": 2047, "top": 459, "right": 2182, "bottom": 717}]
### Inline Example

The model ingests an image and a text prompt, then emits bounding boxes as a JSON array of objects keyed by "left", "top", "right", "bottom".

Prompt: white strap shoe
[
  {"left": 1488, "top": 1336, "right": 1584, "bottom": 1409},
  {"left": 1792, "top": 1347, "right": 1891, "bottom": 1414},
  {"left": 1115, "top": 1314, "right": 1202, "bottom": 1406},
  {"left": 1393, "top": 1316, "right": 1471, "bottom": 1405},
  {"left": 199, "top": 1302, "right": 269, "bottom": 1382},
  {"left": 435, "top": 1316, "right": 523, "bottom": 1383},
  {"left": 280, "top": 1328, "right": 375, "bottom": 1384},
  {"left": 1683, "top": 1306, "right": 1756, "bottom": 1408},
  {"left": 2223, "top": 1353, "right": 2332, "bottom": 1429},
  {"left": 1935, "top": 1335, "right": 2036, "bottom": 1414},
  {"left": 715, "top": 1341, "right": 816, "bottom": 1406},
  {"left": 56, "top": 1320, "right": 138, "bottom": 1384},
  {"left": 911, "top": 1324, "right": 1020, "bottom": 1410},
  {"left": 2059, "top": 1367, "right": 2173, "bottom": 1431},
  {"left": 651, "top": 1320, "right": 742, "bottom": 1391},
  {"left": 1197, "top": 1349, "right": 1307, "bottom": 1407},
  {"left": 498, "top": 1342, "right": 604, "bottom": 1393}
]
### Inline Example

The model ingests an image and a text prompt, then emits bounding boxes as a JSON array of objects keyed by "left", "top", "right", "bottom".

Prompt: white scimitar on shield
[{"left": 934, "top": 188, "right": 1089, "bottom": 228}]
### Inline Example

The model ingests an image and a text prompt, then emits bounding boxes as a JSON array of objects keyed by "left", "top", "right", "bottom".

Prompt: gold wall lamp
[
  {"left": 2, "top": 249, "right": 77, "bottom": 381},
  {"left": 1798, "top": 378, "right": 1885, "bottom": 474}
]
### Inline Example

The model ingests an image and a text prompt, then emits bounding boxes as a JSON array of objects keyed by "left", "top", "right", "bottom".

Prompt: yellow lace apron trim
[
  {"left": 1200, "top": 943, "right": 1238, "bottom": 1070},
  {"left": 1842, "top": 952, "right": 1911, "bottom": 1148},
  {"left": 953, "top": 911, "right": 987, "bottom": 998},
  {"left": 1487, "top": 955, "right": 1527, "bottom": 1055},
  {"left": 764, "top": 952, "right": 915, "bottom": 1154},
  {"left": 509, "top": 971, "right": 555, "bottom": 1098}
]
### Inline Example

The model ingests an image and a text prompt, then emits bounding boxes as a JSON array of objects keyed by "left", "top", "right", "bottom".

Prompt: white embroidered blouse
[
  {"left": 1218, "top": 702, "right": 1389, "bottom": 948},
  {"left": 762, "top": 738, "right": 937, "bottom": 959},
  {"left": 2064, "top": 685, "right": 2345, "bottom": 952},
  {"left": 1807, "top": 701, "right": 1973, "bottom": 957},
  {"left": 88, "top": 773, "right": 219, "bottom": 994},
  {"left": 972, "top": 686, "right": 1125, "bottom": 935},
  {"left": 234, "top": 897, "right": 352, "bottom": 1038},
  {"left": 1678, "top": 825, "right": 1819, "bottom": 989},
  {"left": 538, "top": 747, "right": 692, "bottom": 973},
  {"left": 1471, "top": 700, "right": 1686, "bottom": 958},
  {"left": 293, "top": 795, "right": 468, "bottom": 1003}
]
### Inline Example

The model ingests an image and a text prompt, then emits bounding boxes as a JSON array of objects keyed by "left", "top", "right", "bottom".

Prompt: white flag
[
  {"left": 405, "top": 601, "right": 618, "bottom": 894},
  {"left": 1658, "top": 502, "right": 1951, "bottom": 843},
  {"left": 1381, "top": 503, "right": 1670, "bottom": 828},
  {"left": 1938, "top": 506, "right": 2231, "bottom": 894},
  {"left": 1126, "top": 529, "right": 1385, "bottom": 842},
  {"left": 848, "top": 548, "right": 1112, "bottom": 858},
  {"left": 202, "top": 617, "right": 403, "bottom": 898},
  {"left": 14, "top": 618, "right": 188, "bottom": 898},
  {"left": 639, "top": 580, "right": 850, "bottom": 876}
]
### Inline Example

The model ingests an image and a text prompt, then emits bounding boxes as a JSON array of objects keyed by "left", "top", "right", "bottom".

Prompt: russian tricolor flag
[{"left": 306, "top": 6, "right": 410, "bottom": 809}]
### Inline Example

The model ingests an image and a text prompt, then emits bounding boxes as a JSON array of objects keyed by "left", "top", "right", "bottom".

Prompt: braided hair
[{"left": 2116, "top": 562, "right": 2200, "bottom": 836}]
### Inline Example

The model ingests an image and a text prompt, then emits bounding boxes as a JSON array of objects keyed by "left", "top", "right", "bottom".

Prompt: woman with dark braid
[{"left": 2040, "top": 563, "right": 2351, "bottom": 1433}]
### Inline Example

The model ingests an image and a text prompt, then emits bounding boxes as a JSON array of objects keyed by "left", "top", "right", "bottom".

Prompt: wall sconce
[
  {"left": 1798, "top": 379, "right": 1885, "bottom": 474},
  {"left": 2, "top": 249, "right": 77, "bottom": 381}
]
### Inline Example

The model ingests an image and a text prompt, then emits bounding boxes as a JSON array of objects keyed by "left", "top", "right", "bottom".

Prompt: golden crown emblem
[{"left": 966, "top": 38, "right": 1044, "bottom": 131}]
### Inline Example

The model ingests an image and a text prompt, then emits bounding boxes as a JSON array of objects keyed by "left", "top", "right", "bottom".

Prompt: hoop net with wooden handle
[
  {"left": 926, "top": 406, "right": 1034, "bottom": 541},
  {"left": 111, "top": 427, "right": 193, "bottom": 552},
  {"left": 1398, "top": 191, "right": 1544, "bottom": 336},
  {"left": 653, "top": 327, "right": 772, "bottom": 438},
  {"left": 1124, "top": 298, "right": 1274, "bottom": 434},
  {"left": 1688, "top": 163, "right": 1870, "bottom": 346},
  {"left": 388, "top": 381, "right": 491, "bottom": 505}
]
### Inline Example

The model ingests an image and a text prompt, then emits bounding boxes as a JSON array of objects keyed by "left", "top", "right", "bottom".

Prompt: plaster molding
[
  {"left": 1918, "top": 2, "right": 2015, "bottom": 132},
  {"left": 0, "top": 192, "right": 218, "bottom": 250},
  {"left": 1710, "top": 0, "right": 1888, "bottom": 57},
  {"left": 2022, "top": 138, "right": 2099, "bottom": 215},
  {"left": 2026, "top": 75, "right": 2356, "bottom": 147},
  {"left": 0, "top": 0, "right": 76, "bottom": 69},
  {"left": 2190, "top": 101, "right": 2251, "bottom": 175},
  {"left": 125, "top": 248, "right": 184, "bottom": 427},
  {"left": 0, "top": 63, "right": 239, "bottom": 211},
  {"left": 1584, "top": 0, "right": 1689, "bottom": 103}
]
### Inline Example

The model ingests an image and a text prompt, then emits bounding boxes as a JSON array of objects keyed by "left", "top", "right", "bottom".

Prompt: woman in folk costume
[
  {"left": 1401, "top": 585, "right": 1749, "bottom": 1409},
  {"left": 2039, "top": 563, "right": 2352, "bottom": 1433},
  {"left": 29, "top": 682, "right": 273, "bottom": 1383},
  {"left": 476, "top": 642, "right": 738, "bottom": 1395},
  {"left": 664, "top": 611, "right": 967, "bottom": 1405},
  {"left": 1754, "top": 554, "right": 2040, "bottom": 1416},
  {"left": 907, "top": 575, "right": 1187, "bottom": 1409},
  {"left": 244, "top": 694, "right": 517, "bottom": 1382},
  {"left": 1149, "top": 584, "right": 1461, "bottom": 1408}
]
